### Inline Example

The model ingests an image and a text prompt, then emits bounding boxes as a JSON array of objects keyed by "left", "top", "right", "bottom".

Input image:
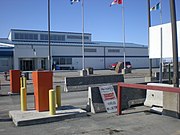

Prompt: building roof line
[{"left": 10, "top": 29, "right": 92, "bottom": 35}]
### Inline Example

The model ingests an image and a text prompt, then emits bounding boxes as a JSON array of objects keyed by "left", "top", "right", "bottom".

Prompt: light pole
[
  {"left": 147, "top": 0, "right": 153, "bottom": 78},
  {"left": 82, "top": 0, "right": 85, "bottom": 70},
  {"left": 159, "top": 0, "right": 163, "bottom": 83},
  {"left": 122, "top": 1, "right": 126, "bottom": 73},
  {"left": 169, "top": 0, "right": 179, "bottom": 87},
  {"left": 48, "top": 0, "right": 51, "bottom": 71}
]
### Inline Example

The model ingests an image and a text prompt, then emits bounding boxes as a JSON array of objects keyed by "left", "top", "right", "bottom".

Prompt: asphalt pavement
[{"left": 0, "top": 69, "right": 180, "bottom": 135}]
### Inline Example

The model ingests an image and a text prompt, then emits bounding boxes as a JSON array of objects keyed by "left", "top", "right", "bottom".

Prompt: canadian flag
[{"left": 110, "top": 0, "right": 123, "bottom": 6}]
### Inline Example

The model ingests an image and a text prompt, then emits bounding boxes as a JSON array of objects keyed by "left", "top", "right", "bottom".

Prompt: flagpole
[
  {"left": 82, "top": 0, "right": 85, "bottom": 70},
  {"left": 148, "top": 0, "right": 153, "bottom": 78},
  {"left": 159, "top": 0, "right": 163, "bottom": 82},
  {"left": 122, "top": 0, "right": 126, "bottom": 73},
  {"left": 48, "top": 0, "right": 51, "bottom": 71}
]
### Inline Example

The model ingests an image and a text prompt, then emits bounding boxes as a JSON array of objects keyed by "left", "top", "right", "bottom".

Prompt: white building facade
[
  {"left": 0, "top": 29, "right": 159, "bottom": 71},
  {"left": 149, "top": 21, "right": 180, "bottom": 61}
]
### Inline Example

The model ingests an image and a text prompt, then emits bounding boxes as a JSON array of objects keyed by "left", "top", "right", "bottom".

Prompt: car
[
  {"left": 109, "top": 62, "right": 118, "bottom": 70},
  {"left": 109, "top": 61, "right": 132, "bottom": 70}
]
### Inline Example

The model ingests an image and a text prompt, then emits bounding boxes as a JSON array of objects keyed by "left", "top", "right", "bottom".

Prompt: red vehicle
[{"left": 109, "top": 61, "right": 132, "bottom": 70}]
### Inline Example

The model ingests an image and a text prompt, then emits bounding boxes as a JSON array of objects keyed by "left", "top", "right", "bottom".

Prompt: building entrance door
[{"left": 20, "top": 59, "right": 35, "bottom": 71}]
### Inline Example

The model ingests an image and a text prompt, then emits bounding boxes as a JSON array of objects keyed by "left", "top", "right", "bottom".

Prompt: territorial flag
[
  {"left": 110, "top": 0, "right": 123, "bottom": 6},
  {"left": 70, "top": 0, "right": 80, "bottom": 4},
  {"left": 150, "top": 2, "right": 161, "bottom": 11}
]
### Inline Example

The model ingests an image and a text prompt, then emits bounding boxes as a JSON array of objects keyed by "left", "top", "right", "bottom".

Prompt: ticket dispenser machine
[
  {"left": 10, "top": 70, "right": 21, "bottom": 93},
  {"left": 32, "top": 71, "right": 53, "bottom": 112}
]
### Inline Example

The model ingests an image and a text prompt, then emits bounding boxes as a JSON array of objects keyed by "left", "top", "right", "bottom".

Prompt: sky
[{"left": 0, "top": 0, "right": 179, "bottom": 45}]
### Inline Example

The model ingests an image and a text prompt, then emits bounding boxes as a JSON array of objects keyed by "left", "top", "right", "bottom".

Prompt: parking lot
[{"left": 0, "top": 69, "right": 180, "bottom": 135}]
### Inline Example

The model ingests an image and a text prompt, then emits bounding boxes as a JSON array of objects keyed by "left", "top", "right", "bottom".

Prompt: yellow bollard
[
  {"left": 20, "top": 87, "right": 27, "bottom": 111},
  {"left": 20, "top": 77, "right": 27, "bottom": 88},
  {"left": 49, "top": 89, "right": 56, "bottom": 115},
  {"left": 56, "top": 86, "right": 61, "bottom": 107},
  {"left": 20, "top": 77, "right": 23, "bottom": 88},
  {"left": 23, "top": 77, "right": 27, "bottom": 89}
]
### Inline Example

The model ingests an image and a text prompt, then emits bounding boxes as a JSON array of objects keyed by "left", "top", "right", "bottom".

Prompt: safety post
[
  {"left": 20, "top": 87, "right": 27, "bottom": 111},
  {"left": 23, "top": 77, "right": 27, "bottom": 88},
  {"left": 20, "top": 77, "right": 22, "bottom": 88},
  {"left": 0, "top": 80, "right": 1, "bottom": 96},
  {"left": 20, "top": 77, "right": 27, "bottom": 89},
  {"left": 117, "top": 85, "right": 122, "bottom": 115},
  {"left": 49, "top": 89, "right": 56, "bottom": 115},
  {"left": 56, "top": 86, "right": 61, "bottom": 107}
]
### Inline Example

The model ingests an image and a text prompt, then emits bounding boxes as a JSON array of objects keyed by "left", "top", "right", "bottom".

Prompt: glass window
[
  {"left": 67, "top": 35, "right": 89, "bottom": 40},
  {"left": 0, "top": 58, "right": 9, "bottom": 67},
  {"left": 66, "top": 58, "right": 72, "bottom": 64},
  {"left": 53, "top": 58, "right": 60, "bottom": 65},
  {"left": 60, "top": 58, "right": 65, "bottom": 65},
  {"left": 59, "top": 57, "right": 72, "bottom": 65},
  {"left": 14, "top": 33, "right": 38, "bottom": 40},
  {"left": 40, "top": 34, "right": 48, "bottom": 40},
  {"left": 40, "top": 34, "right": 65, "bottom": 41},
  {"left": 84, "top": 48, "right": 96, "bottom": 52},
  {"left": 108, "top": 49, "right": 120, "bottom": 53}
]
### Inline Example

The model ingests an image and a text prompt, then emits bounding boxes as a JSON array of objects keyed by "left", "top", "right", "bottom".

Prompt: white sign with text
[{"left": 99, "top": 85, "right": 117, "bottom": 113}]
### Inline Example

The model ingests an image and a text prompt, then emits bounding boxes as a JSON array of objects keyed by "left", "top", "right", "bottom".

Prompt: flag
[
  {"left": 110, "top": 0, "right": 123, "bottom": 6},
  {"left": 70, "top": 0, "right": 80, "bottom": 4},
  {"left": 150, "top": 2, "right": 161, "bottom": 11}
]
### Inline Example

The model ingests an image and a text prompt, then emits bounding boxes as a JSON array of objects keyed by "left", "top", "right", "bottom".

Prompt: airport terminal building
[{"left": 0, "top": 29, "right": 158, "bottom": 71}]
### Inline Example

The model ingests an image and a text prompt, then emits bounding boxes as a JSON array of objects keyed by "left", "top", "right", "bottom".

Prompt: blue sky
[{"left": 0, "top": 0, "right": 179, "bottom": 45}]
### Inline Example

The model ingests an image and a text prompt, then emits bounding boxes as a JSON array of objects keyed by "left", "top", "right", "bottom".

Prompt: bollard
[
  {"left": 117, "top": 85, "right": 122, "bottom": 115},
  {"left": 56, "top": 86, "right": 61, "bottom": 107},
  {"left": 23, "top": 77, "right": 27, "bottom": 88},
  {"left": 21, "top": 87, "right": 27, "bottom": 111},
  {"left": 0, "top": 80, "right": 1, "bottom": 96},
  {"left": 49, "top": 89, "right": 56, "bottom": 115},
  {"left": 20, "top": 77, "right": 27, "bottom": 89},
  {"left": 20, "top": 77, "right": 23, "bottom": 88},
  {"left": 168, "top": 64, "right": 171, "bottom": 84}
]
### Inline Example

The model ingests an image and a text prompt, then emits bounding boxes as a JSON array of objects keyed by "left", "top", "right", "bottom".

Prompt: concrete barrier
[
  {"left": 64, "top": 74, "right": 124, "bottom": 92},
  {"left": 144, "top": 83, "right": 173, "bottom": 107},
  {"left": 117, "top": 82, "right": 180, "bottom": 118},
  {"left": 144, "top": 83, "right": 163, "bottom": 107},
  {"left": 88, "top": 84, "right": 146, "bottom": 113}
]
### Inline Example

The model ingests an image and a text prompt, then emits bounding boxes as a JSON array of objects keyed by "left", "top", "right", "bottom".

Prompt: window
[
  {"left": 40, "top": 34, "right": 65, "bottom": 41},
  {"left": 84, "top": 48, "right": 96, "bottom": 52},
  {"left": 60, "top": 57, "right": 72, "bottom": 65},
  {"left": 51, "top": 35, "right": 65, "bottom": 41},
  {"left": 14, "top": 33, "right": 38, "bottom": 40},
  {"left": 53, "top": 58, "right": 60, "bottom": 65},
  {"left": 40, "top": 34, "right": 48, "bottom": 40},
  {"left": 108, "top": 49, "right": 120, "bottom": 53},
  {"left": 0, "top": 58, "right": 9, "bottom": 67},
  {"left": 67, "top": 35, "right": 89, "bottom": 40}
]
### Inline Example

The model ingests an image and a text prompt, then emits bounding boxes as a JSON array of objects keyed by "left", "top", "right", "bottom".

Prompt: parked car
[
  {"left": 109, "top": 62, "right": 118, "bottom": 70},
  {"left": 109, "top": 61, "right": 132, "bottom": 70}
]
